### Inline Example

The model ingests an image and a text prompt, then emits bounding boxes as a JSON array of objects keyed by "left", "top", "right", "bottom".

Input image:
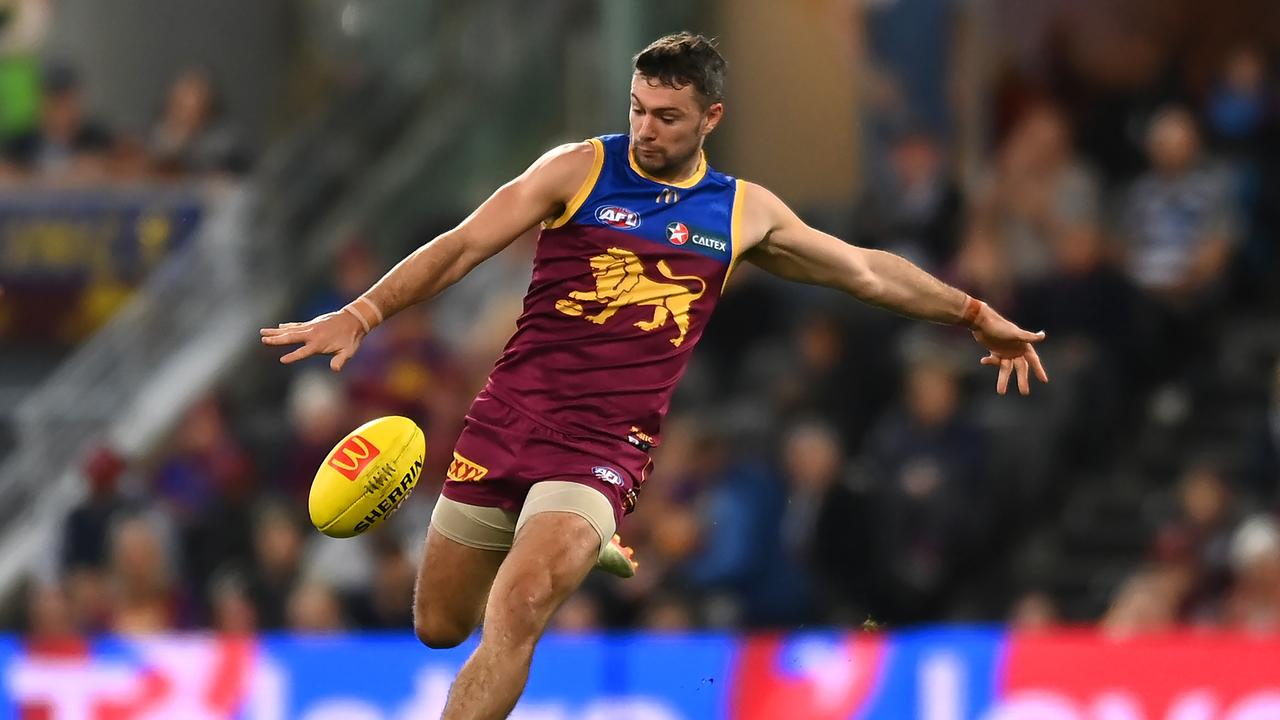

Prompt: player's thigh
[
  {"left": 413, "top": 498, "right": 512, "bottom": 646},
  {"left": 481, "top": 508, "right": 601, "bottom": 645}
]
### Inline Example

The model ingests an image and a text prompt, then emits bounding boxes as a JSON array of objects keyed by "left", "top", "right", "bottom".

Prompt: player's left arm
[{"left": 738, "top": 181, "right": 1049, "bottom": 395}]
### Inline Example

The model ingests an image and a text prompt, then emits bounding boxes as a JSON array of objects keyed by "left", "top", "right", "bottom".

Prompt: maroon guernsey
[{"left": 444, "top": 133, "right": 743, "bottom": 521}]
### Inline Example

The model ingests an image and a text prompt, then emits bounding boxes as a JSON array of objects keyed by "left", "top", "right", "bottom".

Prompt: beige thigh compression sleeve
[
  {"left": 516, "top": 481, "right": 617, "bottom": 561},
  {"left": 429, "top": 496, "right": 519, "bottom": 552}
]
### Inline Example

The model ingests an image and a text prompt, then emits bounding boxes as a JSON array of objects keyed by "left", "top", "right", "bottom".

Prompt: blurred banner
[
  {"left": 0, "top": 188, "right": 203, "bottom": 341},
  {"left": 3, "top": 629, "right": 1280, "bottom": 719}
]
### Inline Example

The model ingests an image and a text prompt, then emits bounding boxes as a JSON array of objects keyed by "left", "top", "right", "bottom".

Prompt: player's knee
[
  {"left": 414, "top": 611, "right": 472, "bottom": 649},
  {"left": 487, "top": 574, "right": 557, "bottom": 644}
]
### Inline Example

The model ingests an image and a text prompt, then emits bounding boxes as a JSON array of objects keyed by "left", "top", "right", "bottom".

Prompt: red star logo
[{"left": 666, "top": 222, "right": 689, "bottom": 245}]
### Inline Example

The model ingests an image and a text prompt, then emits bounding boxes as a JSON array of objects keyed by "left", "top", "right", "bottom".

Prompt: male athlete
[{"left": 261, "top": 33, "right": 1048, "bottom": 719}]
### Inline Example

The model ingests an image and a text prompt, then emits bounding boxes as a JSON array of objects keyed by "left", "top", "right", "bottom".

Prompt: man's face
[
  {"left": 629, "top": 72, "right": 721, "bottom": 176},
  {"left": 42, "top": 89, "right": 84, "bottom": 139},
  {"left": 1148, "top": 112, "right": 1198, "bottom": 174}
]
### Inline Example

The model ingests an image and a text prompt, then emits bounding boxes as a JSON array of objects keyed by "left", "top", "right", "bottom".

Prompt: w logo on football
[
  {"left": 666, "top": 221, "right": 690, "bottom": 246},
  {"left": 327, "top": 435, "right": 380, "bottom": 481}
]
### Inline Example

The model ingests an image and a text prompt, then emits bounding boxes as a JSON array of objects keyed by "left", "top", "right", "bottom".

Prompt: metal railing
[{"left": 0, "top": 0, "right": 588, "bottom": 595}]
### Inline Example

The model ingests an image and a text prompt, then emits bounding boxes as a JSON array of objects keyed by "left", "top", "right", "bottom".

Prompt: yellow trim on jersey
[
  {"left": 721, "top": 178, "right": 747, "bottom": 293},
  {"left": 628, "top": 145, "right": 707, "bottom": 189},
  {"left": 546, "top": 138, "right": 605, "bottom": 229}
]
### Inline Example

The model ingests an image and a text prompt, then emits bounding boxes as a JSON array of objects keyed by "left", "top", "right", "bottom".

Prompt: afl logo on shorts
[
  {"left": 596, "top": 205, "right": 641, "bottom": 229},
  {"left": 592, "top": 466, "right": 625, "bottom": 486},
  {"left": 666, "top": 221, "right": 689, "bottom": 245}
]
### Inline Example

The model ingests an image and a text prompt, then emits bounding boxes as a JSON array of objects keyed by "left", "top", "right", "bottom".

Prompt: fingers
[
  {"left": 280, "top": 345, "right": 316, "bottom": 364},
  {"left": 1015, "top": 356, "right": 1030, "bottom": 395},
  {"left": 259, "top": 331, "right": 304, "bottom": 345},
  {"left": 330, "top": 347, "right": 353, "bottom": 373},
  {"left": 997, "top": 358, "right": 1012, "bottom": 395},
  {"left": 1021, "top": 329, "right": 1047, "bottom": 343},
  {"left": 259, "top": 322, "right": 306, "bottom": 338},
  {"left": 1027, "top": 345, "right": 1050, "bottom": 383}
]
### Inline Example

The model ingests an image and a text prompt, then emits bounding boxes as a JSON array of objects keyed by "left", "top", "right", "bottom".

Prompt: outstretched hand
[
  {"left": 970, "top": 305, "right": 1049, "bottom": 395},
  {"left": 259, "top": 309, "right": 367, "bottom": 372}
]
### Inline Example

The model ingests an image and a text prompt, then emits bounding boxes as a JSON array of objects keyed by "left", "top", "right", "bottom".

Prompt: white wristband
[
  {"left": 355, "top": 296, "right": 384, "bottom": 326},
  {"left": 341, "top": 304, "right": 371, "bottom": 334}
]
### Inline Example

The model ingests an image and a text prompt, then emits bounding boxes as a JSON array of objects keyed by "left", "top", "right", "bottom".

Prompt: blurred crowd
[
  {"left": 14, "top": 2, "right": 1280, "bottom": 640},
  {"left": 0, "top": 61, "right": 249, "bottom": 186}
]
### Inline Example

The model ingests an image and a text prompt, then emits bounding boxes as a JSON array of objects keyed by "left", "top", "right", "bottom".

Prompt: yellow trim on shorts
[
  {"left": 628, "top": 145, "right": 706, "bottom": 188},
  {"left": 721, "top": 178, "right": 747, "bottom": 293},
  {"left": 545, "top": 138, "right": 605, "bottom": 229}
]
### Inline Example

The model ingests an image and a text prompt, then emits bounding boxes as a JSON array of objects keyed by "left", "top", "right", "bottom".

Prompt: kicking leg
[{"left": 441, "top": 511, "right": 600, "bottom": 719}]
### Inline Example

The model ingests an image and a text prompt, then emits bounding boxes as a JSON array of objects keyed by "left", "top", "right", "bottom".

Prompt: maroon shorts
[{"left": 441, "top": 391, "right": 651, "bottom": 529}]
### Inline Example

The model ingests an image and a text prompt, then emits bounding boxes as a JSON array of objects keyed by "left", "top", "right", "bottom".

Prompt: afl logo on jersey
[
  {"left": 666, "top": 221, "right": 690, "bottom": 245},
  {"left": 592, "top": 466, "right": 625, "bottom": 486},
  {"left": 596, "top": 205, "right": 641, "bottom": 229}
]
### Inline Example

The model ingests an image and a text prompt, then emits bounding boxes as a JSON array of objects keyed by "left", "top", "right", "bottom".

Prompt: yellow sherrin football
[{"left": 309, "top": 416, "right": 425, "bottom": 538}]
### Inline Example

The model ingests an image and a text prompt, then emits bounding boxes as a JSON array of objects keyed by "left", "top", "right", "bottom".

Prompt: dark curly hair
[{"left": 633, "top": 32, "right": 727, "bottom": 107}]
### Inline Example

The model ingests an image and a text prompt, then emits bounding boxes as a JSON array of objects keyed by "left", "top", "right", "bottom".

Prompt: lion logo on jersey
[{"left": 554, "top": 247, "right": 707, "bottom": 347}]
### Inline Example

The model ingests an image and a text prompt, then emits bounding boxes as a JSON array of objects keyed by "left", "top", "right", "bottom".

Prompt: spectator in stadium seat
[
  {"left": 1122, "top": 107, "right": 1237, "bottom": 387},
  {"left": 1223, "top": 514, "right": 1280, "bottom": 632},
  {"left": 108, "top": 515, "right": 179, "bottom": 633},
  {"left": 863, "top": 354, "right": 988, "bottom": 624},
  {"left": 24, "top": 582, "right": 81, "bottom": 647},
  {"left": 1202, "top": 46, "right": 1277, "bottom": 299},
  {"left": 153, "top": 396, "right": 253, "bottom": 523},
  {"left": 245, "top": 503, "right": 304, "bottom": 630},
  {"left": 853, "top": 127, "right": 962, "bottom": 273},
  {"left": 148, "top": 67, "right": 248, "bottom": 176},
  {"left": 1102, "top": 567, "right": 1183, "bottom": 637},
  {"left": 0, "top": 62, "right": 113, "bottom": 181},
  {"left": 1203, "top": 46, "right": 1273, "bottom": 159},
  {"left": 1013, "top": 224, "right": 1143, "bottom": 468},
  {"left": 1151, "top": 462, "right": 1239, "bottom": 619},
  {"left": 61, "top": 445, "right": 129, "bottom": 574},
  {"left": 296, "top": 239, "right": 382, "bottom": 328},
  {"left": 208, "top": 570, "right": 257, "bottom": 635},
  {"left": 675, "top": 423, "right": 796, "bottom": 626},
  {"left": 777, "top": 420, "right": 873, "bottom": 623},
  {"left": 741, "top": 306, "right": 899, "bottom": 453},
  {"left": 286, "top": 582, "right": 345, "bottom": 633},
  {"left": 152, "top": 395, "right": 258, "bottom": 609},
  {"left": 959, "top": 103, "right": 1100, "bottom": 296},
  {"left": 58, "top": 446, "right": 134, "bottom": 636}
]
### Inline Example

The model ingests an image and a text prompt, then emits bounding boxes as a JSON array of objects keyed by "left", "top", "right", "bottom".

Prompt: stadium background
[{"left": 1, "top": 0, "right": 1280, "bottom": 717}]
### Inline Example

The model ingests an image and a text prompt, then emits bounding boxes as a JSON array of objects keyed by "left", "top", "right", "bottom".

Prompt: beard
[{"left": 632, "top": 141, "right": 698, "bottom": 177}]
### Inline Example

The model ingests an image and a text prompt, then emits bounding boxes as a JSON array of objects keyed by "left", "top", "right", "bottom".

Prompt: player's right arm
[{"left": 259, "top": 141, "right": 596, "bottom": 371}]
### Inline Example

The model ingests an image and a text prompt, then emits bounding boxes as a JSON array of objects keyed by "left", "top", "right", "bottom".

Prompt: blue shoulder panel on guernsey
[{"left": 565, "top": 133, "right": 738, "bottom": 266}]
